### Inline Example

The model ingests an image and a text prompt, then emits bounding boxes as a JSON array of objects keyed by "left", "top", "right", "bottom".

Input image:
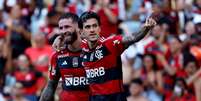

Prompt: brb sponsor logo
[
  {"left": 86, "top": 67, "right": 105, "bottom": 78},
  {"left": 64, "top": 75, "right": 88, "bottom": 86}
]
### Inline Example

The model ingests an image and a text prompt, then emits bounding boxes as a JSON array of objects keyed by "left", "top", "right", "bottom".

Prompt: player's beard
[{"left": 64, "top": 30, "right": 78, "bottom": 44}]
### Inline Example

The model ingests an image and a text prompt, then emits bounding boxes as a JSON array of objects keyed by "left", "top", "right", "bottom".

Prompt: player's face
[
  {"left": 82, "top": 18, "right": 101, "bottom": 42},
  {"left": 58, "top": 18, "right": 78, "bottom": 44}
]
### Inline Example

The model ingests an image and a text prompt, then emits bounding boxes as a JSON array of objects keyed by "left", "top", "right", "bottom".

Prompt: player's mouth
[
  {"left": 88, "top": 33, "right": 98, "bottom": 41},
  {"left": 88, "top": 33, "right": 95, "bottom": 37}
]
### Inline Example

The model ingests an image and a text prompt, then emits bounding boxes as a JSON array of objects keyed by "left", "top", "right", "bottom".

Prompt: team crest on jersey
[
  {"left": 95, "top": 49, "right": 103, "bottom": 60},
  {"left": 72, "top": 57, "right": 78, "bottom": 67}
]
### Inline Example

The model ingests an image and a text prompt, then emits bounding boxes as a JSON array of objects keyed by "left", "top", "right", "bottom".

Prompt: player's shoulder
[
  {"left": 50, "top": 51, "right": 60, "bottom": 59},
  {"left": 104, "top": 35, "right": 123, "bottom": 43},
  {"left": 97, "top": 36, "right": 112, "bottom": 44}
]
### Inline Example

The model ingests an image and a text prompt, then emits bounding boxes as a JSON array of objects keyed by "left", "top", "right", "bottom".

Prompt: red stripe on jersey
[
  {"left": 60, "top": 90, "right": 89, "bottom": 101},
  {"left": 90, "top": 80, "right": 124, "bottom": 95},
  {"left": 60, "top": 68, "right": 86, "bottom": 76}
]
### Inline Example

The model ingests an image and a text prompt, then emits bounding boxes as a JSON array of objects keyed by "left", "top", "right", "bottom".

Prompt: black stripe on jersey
[
  {"left": 90, "top": 92, "right": 127, "bottom": 101},
  {"left": 87, "top": 66, "right": 122, "bottom": 84},
  {"left": 57, "top": 56, "right": 83, "bottom": 69},
  {"left": 62, "top": 82, "right": 89, "bottom": 91},
  {"left": 82, "top": 46, "right": 110, "bottom": 62}
]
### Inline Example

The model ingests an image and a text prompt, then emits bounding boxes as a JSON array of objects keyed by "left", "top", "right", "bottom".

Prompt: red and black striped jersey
[
  {"left": 81, "top": 35, "right": 125, "bottom": 97},
  {"left": 49, "top": 49, "right": 89, "bottom": 101}
]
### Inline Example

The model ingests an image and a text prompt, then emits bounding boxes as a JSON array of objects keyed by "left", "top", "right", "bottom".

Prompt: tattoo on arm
[
  {"left": 122, "top": 26, "right": 152, "bottom": 48},
  {"left": 39, "top": 79, "right": 59, "bottom": 101}
]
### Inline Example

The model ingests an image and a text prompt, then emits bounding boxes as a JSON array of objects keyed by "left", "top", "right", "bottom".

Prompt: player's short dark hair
[
  {"left": 78, "top": 11, "right": 101, "bottom": 29},
  {"left": 59, "top": 12, "right": 79, "bottom": 23}
]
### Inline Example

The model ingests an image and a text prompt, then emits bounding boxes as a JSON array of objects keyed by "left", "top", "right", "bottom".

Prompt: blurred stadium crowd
[{"left": 0, "top": 0, "right": 200, "bottom": 101}]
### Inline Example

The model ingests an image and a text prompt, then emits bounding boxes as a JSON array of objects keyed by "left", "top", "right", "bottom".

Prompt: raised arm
[
  {"left": 39, "top": 79, "right": 59, "bottom": 101},
  {"left": 52, "top": 35, "right": 66, "bottom": 52},
  {"left": 122, "top": 18, "right": 156, "bottom": 48}
]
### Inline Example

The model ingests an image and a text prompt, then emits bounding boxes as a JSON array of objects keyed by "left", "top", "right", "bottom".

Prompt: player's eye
[
  {"left": 85, "top": 25, "right": 90, "bottom": 29},
  {"left": 92, "top": 24, "right": 98, "bottom": 28},
  {"left": 64, "top": 25, "right": 70, "bottom": 29},
  {"left": 59, "top": 27, "right": 63, "bottom": 30}
]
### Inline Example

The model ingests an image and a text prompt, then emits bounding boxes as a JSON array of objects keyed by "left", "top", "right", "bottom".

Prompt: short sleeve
[
  {"left": 48, "top": 52, "right": 61, "bottom": 80},
  {"left": 108, "top": 35, "right": 125, "bottom": 56}
]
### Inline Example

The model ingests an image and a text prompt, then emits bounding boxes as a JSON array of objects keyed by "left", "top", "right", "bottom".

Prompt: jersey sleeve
[
  {"left": 108, "top": 35, "right": 125, "bottom": 56},
  {"left": 48, "top": 52, "right": 61, "bottom": 80}
]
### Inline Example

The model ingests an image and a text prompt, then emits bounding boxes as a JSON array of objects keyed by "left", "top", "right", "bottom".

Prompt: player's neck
[
  {"left": 88, "top": 40, "right": 98, "bottom": 49},
  {"left": 68, "top": 39, "right": 81, "bottom": 52}
]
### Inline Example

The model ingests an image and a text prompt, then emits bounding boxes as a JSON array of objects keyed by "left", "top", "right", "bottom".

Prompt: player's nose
[{"left": 89, "top": 27, "right": 95, "bottom": 33}]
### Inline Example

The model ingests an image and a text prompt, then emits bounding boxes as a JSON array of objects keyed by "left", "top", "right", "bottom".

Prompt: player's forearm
[
  {"left": 122, "top": 26, "right": 151, "bottom": 47},
  {"left": 40, "top": 80, "right": 58, "bottom": 101}
]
